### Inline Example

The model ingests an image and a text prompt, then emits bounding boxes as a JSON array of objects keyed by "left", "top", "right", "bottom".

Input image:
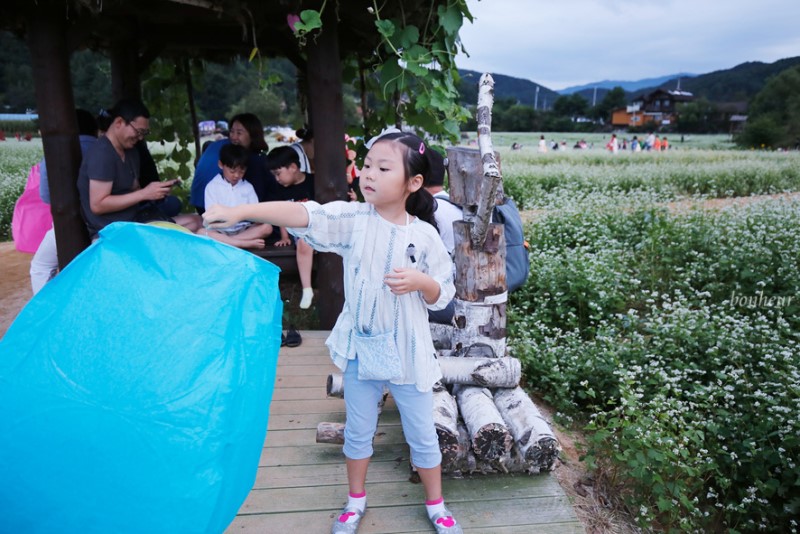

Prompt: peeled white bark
[
  {"left": 438, "top": 356, "right": 521, "bottom": 388},
  {"left": 451, "top": 297, "right": 507, "bottom": 358},
  {"left": 454, "top": 385, "right": 512, "bottom": 462},
  {"left": 327, "top": 373, "right": 388, "bottom": 414},
  {"left": 472, "top": 73, "right": 503, "bottom": 248},
  {"left": 432, "top": 382, "right": 459, "bottom": 466},
  {"left": 327, "top": 372, "right": 345, "bottom": 398},
  {"left": 430, "top": 323, "right": 454, "bottom": 350},
  {"left": 316, "top": 422, "right": 345, "bottom": 444},
  {"left": 493, "top": 387, "right": 560, "bottom": 471}
]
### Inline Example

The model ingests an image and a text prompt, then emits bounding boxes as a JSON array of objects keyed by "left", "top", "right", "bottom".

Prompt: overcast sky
[{"left": 457, "top": 0, "right": 800, "bottom": 90}]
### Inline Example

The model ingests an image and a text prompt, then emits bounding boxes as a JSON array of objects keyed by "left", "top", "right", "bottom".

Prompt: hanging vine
[{"left": 293, "top": 0, "right": 472, "bottom": 144}]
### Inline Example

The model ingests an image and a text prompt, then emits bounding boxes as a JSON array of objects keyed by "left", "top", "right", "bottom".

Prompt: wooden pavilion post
[
  {"left": 183, "top": 57, "right": 202, "bottom": 165},
  {"left": 27, "top": 8, "right": 89, "bottom": 267},
  {"left": 110, "top": 43, "right": 141, "bottom": 101},
  {"left": 305, "top": 7, "right": 347, "bottom": 329}
]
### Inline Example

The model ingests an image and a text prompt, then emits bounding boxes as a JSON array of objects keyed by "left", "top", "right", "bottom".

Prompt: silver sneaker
[
  {"left": 429, "top": 508, "right": 463, "bottom": 534},
  {"left": 331, "top": 507, "right": 365, "bottom": 534}
]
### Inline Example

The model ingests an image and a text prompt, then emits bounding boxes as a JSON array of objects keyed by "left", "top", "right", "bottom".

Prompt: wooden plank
[
  {"left": 291, "top": 330, "right": 331, "bottom": 341},
  {"left": 253, "top": 460, "right": 413, "bottom": 489},
  {"left": 264, "top": 422, "right": 404, "bottom": 448},
  {"left": 277, "top": 352, "right": 336, "bottom": 365},
  {"left": 277, "top": 348, "right": 333, "bottom": 361},
  {"left": 273, "top": 374, "right": 331, "bottom": 388},
  {"left": 267, "top": 399, "right": 346, "bottom": 415},
  {"left": 272, "top": 364, "right": 334, "bottom": 377},
  {"left": 271, "top": 386, "right": 330, "bottom": 401},
  {"left": 242, "top": 474, "right": 565, "bottom": 513},
  {"left": 259, "top": 442, "right": 410, "bottom": 467},
  {"left": 227, "top": 496, "right": 580, "bottom": 533},
  {"left": 267, "top": 410, "right": 401, "bottom": 431}
]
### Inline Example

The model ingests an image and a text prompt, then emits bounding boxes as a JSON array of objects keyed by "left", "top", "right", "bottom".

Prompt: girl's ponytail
[{"left": 406, "top": 188, "right": 438, "bottom": 232}]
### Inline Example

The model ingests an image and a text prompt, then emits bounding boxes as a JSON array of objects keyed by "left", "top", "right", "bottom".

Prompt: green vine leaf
[
  {"left": 437, "top": 4, "right": 464, "bottom": 35},
  {"left": 395, "top": 25, "right": 419, "bottom": 48},
  {"left": 375, "top": 19, "right": 396, "bottom": 39},
  {"left": 294, "top": 9, "right": 323, "bottom": 34}
]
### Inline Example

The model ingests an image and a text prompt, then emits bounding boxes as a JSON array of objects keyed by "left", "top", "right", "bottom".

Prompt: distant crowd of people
[{"left": 515, "top": 132, "right": 672, "bottom": 154}]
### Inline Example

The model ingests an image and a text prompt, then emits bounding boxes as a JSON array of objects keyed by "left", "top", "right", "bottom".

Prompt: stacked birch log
[
  {"left": 315, "top": 73, "right": 560, "bottom": 476},
  {"left": 430, "top": 74, "right": 559, "bottom": 475},
  {"left": 428, "top": 328, "right": 559, "bottom": 475}
]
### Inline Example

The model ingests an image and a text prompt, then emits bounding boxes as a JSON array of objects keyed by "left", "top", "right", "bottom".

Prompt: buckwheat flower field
[{"left": 499, "top": 146, "right": 800, "bottom": 532}]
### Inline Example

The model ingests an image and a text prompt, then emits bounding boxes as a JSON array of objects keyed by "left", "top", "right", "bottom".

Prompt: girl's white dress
[{"left": 289, "top": 201, "right": 455, "bottom": 392}]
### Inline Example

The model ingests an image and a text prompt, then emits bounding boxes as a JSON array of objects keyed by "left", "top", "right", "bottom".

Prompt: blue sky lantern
[{"left": 0, "top": 222, "right": 282, "bottom": 533}]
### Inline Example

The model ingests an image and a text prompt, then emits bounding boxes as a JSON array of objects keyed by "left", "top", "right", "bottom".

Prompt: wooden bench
[{"left": 251, "top": 245, "right": 300, "bottom": 277}]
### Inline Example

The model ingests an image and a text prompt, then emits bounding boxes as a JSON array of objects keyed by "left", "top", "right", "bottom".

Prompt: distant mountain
[
  {"left": 457, "top": 69, "right": 560, "bottom": 109},
  {"left": 455, "top": 56, "right": 800, "bottom": 112},
  {"left": 559, "top": 73, "right": 695, "bottom": 95},
  {"left": 630, "top": 57, "right": 800, "bottom": 103}
]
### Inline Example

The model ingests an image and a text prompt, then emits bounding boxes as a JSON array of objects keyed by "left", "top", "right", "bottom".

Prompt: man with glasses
[{"left": 77, "top": 98, "right": 200, "bottom": 238}]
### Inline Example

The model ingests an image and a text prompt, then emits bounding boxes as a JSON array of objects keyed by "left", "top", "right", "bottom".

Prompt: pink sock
[{"left": 338, "top": 491, "right": 366, "bottom": 523}]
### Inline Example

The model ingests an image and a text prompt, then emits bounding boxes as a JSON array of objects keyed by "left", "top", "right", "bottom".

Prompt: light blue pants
[{"left": 342, "top": 358, "right": 442, "bottom": 469}]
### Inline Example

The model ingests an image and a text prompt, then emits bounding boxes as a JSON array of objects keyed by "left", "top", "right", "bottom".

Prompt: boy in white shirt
[{"left": 203, "top": 144, "right": 273, "bottom": 249}]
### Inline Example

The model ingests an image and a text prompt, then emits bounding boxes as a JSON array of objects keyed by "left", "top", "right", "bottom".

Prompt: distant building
[
  {"left": 716, "top": 102, "right": 749, "bottom": 134},
  {"left": 611, "top": 88, "right": 695, "bottom": 128},
  {"left": 729, "top": 114, "right": 748, "bottom": 135}
]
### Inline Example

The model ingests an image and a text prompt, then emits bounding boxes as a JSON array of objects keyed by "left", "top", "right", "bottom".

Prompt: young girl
[{"left": 203, "top": 132, "right": 462, "bottom": 534}]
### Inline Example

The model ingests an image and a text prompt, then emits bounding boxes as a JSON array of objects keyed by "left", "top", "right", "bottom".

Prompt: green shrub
[
  {"left": 510, "top": 199, "right": 800, "bottom": 532},
  {"left": 0, "top": 120, "right": 38, "bottom": 135}
]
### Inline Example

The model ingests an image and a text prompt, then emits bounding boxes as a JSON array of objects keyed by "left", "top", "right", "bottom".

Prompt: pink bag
[{"left": 12, "top": 163, "right": 53, "bottom": 253}]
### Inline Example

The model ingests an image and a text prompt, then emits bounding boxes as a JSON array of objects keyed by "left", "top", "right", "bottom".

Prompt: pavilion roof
[{"left": 2, "top": 0, "right": 435, "bottom": 64}]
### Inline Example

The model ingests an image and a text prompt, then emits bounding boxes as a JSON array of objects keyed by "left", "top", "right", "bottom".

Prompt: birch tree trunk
[
  {"left": 472, "top": 73, "right": 503, "bottom": 248},
  {"left": 430, "top": 323, "right": 454, "bottom": 350},
  {"left": 326, "top": 373, "right": 387, "bottom": 413},
  {"left": 454, "top": 385, "right": 512, "bottom": 462},
  {"left": 446, "top": 75, "right": 507, "bottom": 359},
  {"left": 327, "top": 372, "right": 345, "bottom": 398},
  {"left": 316, "top": 422, "right": 345, "bottom": 444},
  {"left": 432, "top": 382, "right": 460, "bottom": 467},
  {"left": 438, "top": 356, "right": 521, "bottom": 387},
  {"left": 493, "top": 387, "right": 560, "bottom": 471}
]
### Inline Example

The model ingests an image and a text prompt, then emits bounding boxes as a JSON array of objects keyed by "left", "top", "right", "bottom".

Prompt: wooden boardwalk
[{"left": 226, "top": 331, "right": 584, "bottom": 534}]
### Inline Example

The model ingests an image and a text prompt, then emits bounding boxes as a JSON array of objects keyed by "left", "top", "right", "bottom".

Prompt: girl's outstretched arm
[{"left": 203, "top": 201, "right": 310, "bottom": 230}]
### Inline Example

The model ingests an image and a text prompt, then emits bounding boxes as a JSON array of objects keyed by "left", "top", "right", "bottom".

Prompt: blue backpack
[{"left": 492, "top": 197, "right": 530, "bottom": 293}]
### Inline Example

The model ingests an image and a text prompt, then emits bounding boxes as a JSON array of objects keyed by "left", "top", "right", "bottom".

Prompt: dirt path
[
  {"left": 0, "top": 242, "right": 33, "bottom": 339},
  {"left": 520, "top": 191, "right": 800, "bottom": 223}
]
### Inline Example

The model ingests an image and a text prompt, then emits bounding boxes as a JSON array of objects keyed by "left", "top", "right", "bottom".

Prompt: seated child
[
  {"left": 266, "top": 145, "right": 315, "bottom": 309},
  {"left": 203, "top": 144, "right": 273, "bottom": 249}
]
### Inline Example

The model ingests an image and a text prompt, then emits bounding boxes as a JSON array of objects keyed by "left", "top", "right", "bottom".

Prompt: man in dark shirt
[{"left": 77, "top": 99, "right": 200, "bottom": 237}]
